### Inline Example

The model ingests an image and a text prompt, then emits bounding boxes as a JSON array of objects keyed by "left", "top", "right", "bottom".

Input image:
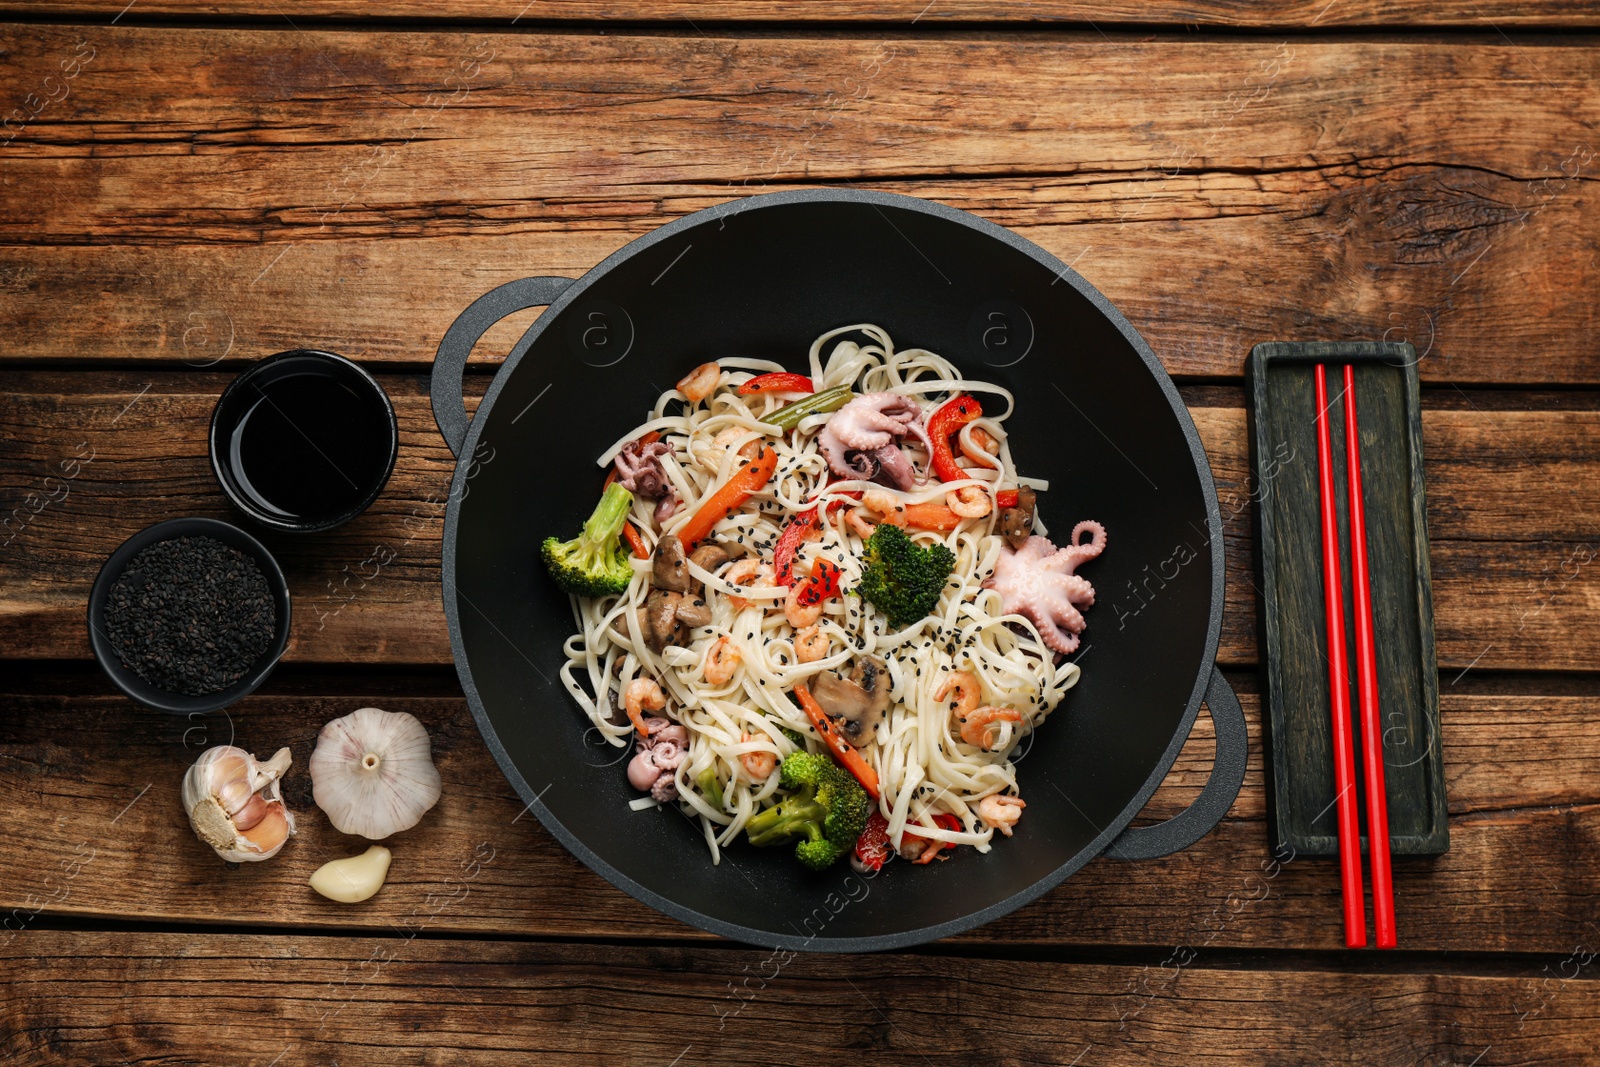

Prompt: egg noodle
[{"left": 558, "top": 324, "right": 1086, "bottom": 865}]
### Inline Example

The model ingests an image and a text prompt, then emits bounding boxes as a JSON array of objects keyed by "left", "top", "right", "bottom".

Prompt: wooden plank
[
  {"left": 1, "top": 689, "right": 1595, "bottom": 953},
  {"left": 4, "top": 931, "right": 1598, "bottom": 1067},
  {"left": 5, "top": 370, "right": 1599, "bottom": 671},
  {"left": 0, "top": 27, "right": 1596, "bottom": 384},
  {"left": 6, "top": 0, "right": 1600, "bottom": 27}
]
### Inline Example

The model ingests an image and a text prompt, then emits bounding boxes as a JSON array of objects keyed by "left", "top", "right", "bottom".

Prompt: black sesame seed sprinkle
[{"left": 103, "top": 535, "right": 275, "bottom": 697}]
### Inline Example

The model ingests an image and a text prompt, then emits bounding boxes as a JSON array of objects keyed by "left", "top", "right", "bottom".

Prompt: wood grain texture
[
  {"left": 4, "top": 371, "right": 1599, "bottom": 672},
  {"left": 4, "top": 931, "right": 1599, "bottom": 1067},
  {"left": 0, "top": 27, "right": 1596, "bottom": 384},
  {"left": 6, "top": 0, "right": 1600, "bottom": 27},
  {"left": 1, "top": 689, "right": 1595, "bottom": 952}
]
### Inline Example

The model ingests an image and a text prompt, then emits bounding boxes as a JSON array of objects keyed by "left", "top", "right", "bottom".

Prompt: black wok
[{"left": 431, "top": 190, "right": 1246, "bottom": 952}]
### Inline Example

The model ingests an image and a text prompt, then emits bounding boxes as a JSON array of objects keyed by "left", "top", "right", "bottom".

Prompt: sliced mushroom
[
  {"left": 652, "top": 536, "right": 690, "bottom": 592},
  {"left": 601, "top": 683, "right": 631, "bottom": 727},
  {"left": 809, "top": 655, "right": 892, "bottom": 748},
  {"left": 688, "top": 543, "right": 731, "bottom": 573},
  {"left": 675, "top": 595, "right": 712, "bottom": 629},
  {"left": 608, "top": 605, "right": 650, "bottom": 646},
  {"left": 686, "top": 543, "right": 731, "bottom": 596},
  {"left": 645, "top": 588, "right": 685, "bottom": 652},
  {"left": 997, "top": 485, "right": 1038, "bottom": 549}
]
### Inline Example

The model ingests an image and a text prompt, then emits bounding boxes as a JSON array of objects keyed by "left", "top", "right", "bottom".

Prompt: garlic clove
[
  {"left": 230, "top": 792, "right": 269, "bottom": 831},
  {"left": 309, "top": 845, "right": 393, "bottom": 903},
  {"left": 239, "top": 804, "right": 291, "bottom": 853},
  {"left": 310, "top": 708, "right": 442, "bottom": 840},
  {"left": 182, "top": 744, "right": 297, "bottom": 863}
]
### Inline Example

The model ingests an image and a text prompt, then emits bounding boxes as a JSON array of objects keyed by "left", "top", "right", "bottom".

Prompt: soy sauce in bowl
[{"left": 211, "top": 350, "right": 398, "bottom": 532}]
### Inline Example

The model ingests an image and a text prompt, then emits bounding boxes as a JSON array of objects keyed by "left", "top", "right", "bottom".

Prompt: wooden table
[{"left": 2, "top": 3, "right": 1598, "bottom": 1064}]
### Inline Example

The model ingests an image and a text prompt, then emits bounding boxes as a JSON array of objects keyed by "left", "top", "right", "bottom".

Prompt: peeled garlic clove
[
  {"left": 310, "top": 707, "right": 441, "bottom": 840},
  {"left": 182, "top": 744, "right": 297, "bottom": 863},
  {"left": 309, "top": 845, "right": 392, "bottom": 903}
]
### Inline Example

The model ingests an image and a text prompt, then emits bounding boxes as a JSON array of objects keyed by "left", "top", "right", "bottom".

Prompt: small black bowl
[
  {"left": 87, "top": 517, "right": 292, "bottom": 715},
  {"left": 210, "top": 348, "right": 398, "bottom": 533}
]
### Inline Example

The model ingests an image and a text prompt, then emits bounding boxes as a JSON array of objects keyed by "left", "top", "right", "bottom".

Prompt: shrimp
[
  {"left": 785, "top": 580, "right": 824, "bottom": 628},
  {"left": 845, "top": 507, "right": 878, "bottom": 540},
  {"left": 862, "top": 489, "right": 907, "bottom": 527},
  {"left": 739, "top": 731, "right": 778, "bottom": 781},
  {"left": 695, "top": 426, "right": 760, "bottom": 470},
  {"left": 677, "top": 361, "right": 721, "bottom": 403},
  {"left": 933, "top": 670, "right": 982, "bottom": 716},
  {"left": 704, "top": 635, "right": 741, "bottom": 684},
  {"left": 794, "top": 624, "right": 829, "bottom": 664},
  {"left": 978, "top": 794, "right": 1026, "bottom": 837},
  {"left": 961, "top": 425, "right": 1001, "bottom": 467},
  {"left": 624, "top": 677, "right": 667, "bottom": 738},
  {"left": 946, "top": 485, "right": 992, "bottom": 518},
  {"left": 723, "top": 558, "right": 770, "bottom": 610},
  {"left": 957, "top": 705, "right": 1023, "bottom": 750}
]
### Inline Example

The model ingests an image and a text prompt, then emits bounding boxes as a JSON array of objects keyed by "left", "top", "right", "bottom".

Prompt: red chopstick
[
  {"left": 1342, "top": 364, "right": 1397, "bottom": 948},
  {"left": 1313, "top": 363, "right": 1367, "bottom": 948}
]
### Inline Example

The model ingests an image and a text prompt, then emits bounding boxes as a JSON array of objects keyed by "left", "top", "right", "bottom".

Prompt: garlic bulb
[
  {"left": 309, "top": 707, "right": 441, "bottom": 839},
  {"left": 183, "top": 745, "right": 297, "bottom": 862}
]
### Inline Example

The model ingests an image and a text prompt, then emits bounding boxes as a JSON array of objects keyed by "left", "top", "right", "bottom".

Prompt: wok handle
[
  {"left": 430, "top": 275, "right": 575, "bottom": 457},
  {"left": 1102, "top": 667, "right": 1247, "bottom": 861}
]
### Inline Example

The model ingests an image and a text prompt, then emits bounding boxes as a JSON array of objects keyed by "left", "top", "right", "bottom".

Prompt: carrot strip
[
  {"left": 621, "top": 522, "right": 649, "bottom": 560},
  {"left": 674, "top": 444, "right": 778, "bottom": 549},
  {"left": 794, "top": 683, "right": 881, "bottom": 800},
  {"left": 901, "top": 502, "right": 965, "bottom": 531}
]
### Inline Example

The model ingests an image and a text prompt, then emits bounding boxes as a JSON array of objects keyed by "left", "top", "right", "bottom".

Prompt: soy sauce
[{"left": 227, "top": 367, "right": 391, "bottom": 524}]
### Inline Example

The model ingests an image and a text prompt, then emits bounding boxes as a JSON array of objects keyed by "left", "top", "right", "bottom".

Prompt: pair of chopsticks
[{"left": 1312, "top": 363, "right": 1397, "bottom": 949}]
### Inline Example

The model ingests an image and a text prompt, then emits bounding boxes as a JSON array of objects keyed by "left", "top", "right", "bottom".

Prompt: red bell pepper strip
[
  {"left": 909, "top": 813, "right": 965, "bottom": 864},
  {"left": 621, "top": 523, "right": 649, "bottom": 560},
  {"left": 737, "top": 372, "right": 815, "bottom": 396},
  {"left": 793, "top": 558, "right": 842, "bottom": 607},
  {"left": 674, "top": 443, "right": 778, "bottom": 549},
  {"left": 925, "top": 394, "right": 983, "bottom": 483},
  {"left": 772, "top": 509, "right": 821, "bottom": 586},
  {"left": 794, "top": 683, "right": 881, "bottom": 800},
  {"left": 854, "top": 812, "right": 892, "bottom": 872}
]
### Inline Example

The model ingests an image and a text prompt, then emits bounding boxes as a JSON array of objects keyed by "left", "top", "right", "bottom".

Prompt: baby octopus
[
  {"left": 627, "top": 714, "right": 688, "bottom": 802},
  {"left": 817, "top": 392, "right": 931, "bottom": 490},
  {"left": 982, "top": 520, "right": 1107, "bottom": 655}
]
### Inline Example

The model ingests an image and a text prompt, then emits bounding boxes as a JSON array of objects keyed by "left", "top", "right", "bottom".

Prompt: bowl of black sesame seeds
[{"left": 88, "top": 517, "right": 292, "bottom": 714}]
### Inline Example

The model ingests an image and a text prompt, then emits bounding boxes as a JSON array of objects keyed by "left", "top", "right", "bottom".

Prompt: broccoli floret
[
  {"left": 778, "top": 725, "right": 808, "bottom": 750},
  {"left": 855, "top": 522, "right": 957, "bottom": 628},
  {"left": 745, "top": 751, "right": 871, "bottom": 871},
  {"left": 541, "top": 482, "right": 636, "bottom": 597}
]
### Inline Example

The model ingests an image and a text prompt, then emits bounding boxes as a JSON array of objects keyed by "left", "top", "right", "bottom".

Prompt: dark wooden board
[
  {"left": 5, "top": 931, "right": 1600, "bottom": 1067},
  {"left": 1251, "top": 342, "right": 1448, "bottom": 856},
  {"left": 2, "top": 687, "right": 1596, "bottom": 953},
  {"left": 6, "top": 0, "right": 1600, "bottom": 26},
  {"left": 0, "top": 27, "right": 1597, "bottom": 384},
  {"left": 6, "top": 371, "right": 1600, "bottom": 673}
]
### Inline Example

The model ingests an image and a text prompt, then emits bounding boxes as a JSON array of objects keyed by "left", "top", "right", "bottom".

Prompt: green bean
[{"left": 763, "top": 385, "right": 855, "bottom": 430}]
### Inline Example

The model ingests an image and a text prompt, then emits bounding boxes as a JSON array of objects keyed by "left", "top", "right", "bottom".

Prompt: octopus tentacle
[
  {"left": 818, "top": 392, "right": 926, "bottom": 487},
  {"left": 982, "top": 529, "right": 1106, "bottom": 656}
]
